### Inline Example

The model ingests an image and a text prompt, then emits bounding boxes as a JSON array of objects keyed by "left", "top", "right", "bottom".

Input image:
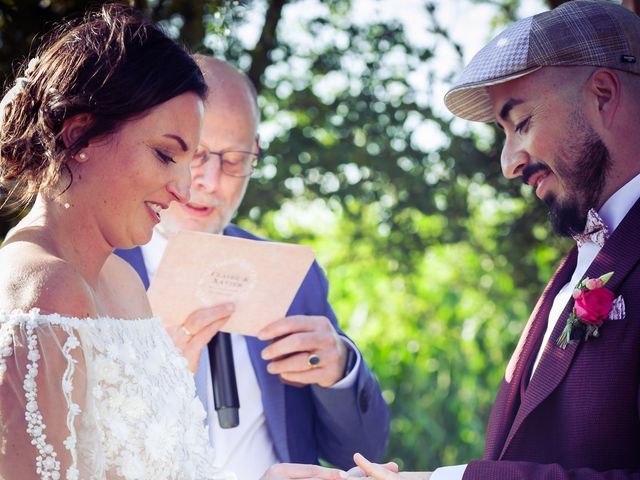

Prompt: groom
[
  {"left": 116, "top": 55, "right": 389, "bottom": 479},
  {"left": 352, "top": 1, "right": 640, "bottom": 479}
]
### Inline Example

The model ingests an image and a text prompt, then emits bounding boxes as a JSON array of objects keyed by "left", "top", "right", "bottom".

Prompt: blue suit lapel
[
  {"left": 114, "top": 247, "right": 150, "bottom": 289},
  {"left": 501, "top": 198, "right": 640, "bottom": 458},
  {"left": 245, "top": 335, "right": 289, "bottom": 462}
]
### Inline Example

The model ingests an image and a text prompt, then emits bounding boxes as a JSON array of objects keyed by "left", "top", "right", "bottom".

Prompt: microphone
[{"left": 208, "top": 332, "right": 240, "bottom": 428}]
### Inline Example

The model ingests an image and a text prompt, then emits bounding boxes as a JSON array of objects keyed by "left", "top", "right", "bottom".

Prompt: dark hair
[{"left": 0, "top": 3, "right": 207, "bottom": 208}]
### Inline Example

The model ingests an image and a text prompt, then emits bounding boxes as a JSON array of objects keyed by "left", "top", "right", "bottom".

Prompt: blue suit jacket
[{"left": 115, "top": 224, "right": 390, "bottom": 468}]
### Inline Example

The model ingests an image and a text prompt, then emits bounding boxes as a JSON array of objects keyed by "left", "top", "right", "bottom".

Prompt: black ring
[{"left": 307, "top": 353, "right": 320, "bottom": 367}]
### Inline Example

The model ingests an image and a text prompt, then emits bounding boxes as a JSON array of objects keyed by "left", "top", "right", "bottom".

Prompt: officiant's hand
[
  {"left": 261, "top": 463, "right": 349, "bottom": 479},
  {"left": 258, "top": 315, "right": 348, "bottom": 388},
  {"left": 166, "top": 303, "right": 235, "bottom": 373}
]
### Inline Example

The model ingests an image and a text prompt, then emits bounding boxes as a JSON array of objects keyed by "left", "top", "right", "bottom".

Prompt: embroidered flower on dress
[
  {"left": 121, "top": 395, "right": 147, "bottom": 419},
  {"left": 95, "top": 357, "right": 121, "bottom": 384},
  {"left": 145, "top": 419, "right": 179, "bottom": 461},
  {"left": 119, "top": 453, "right": 147, "bottom": 480}
]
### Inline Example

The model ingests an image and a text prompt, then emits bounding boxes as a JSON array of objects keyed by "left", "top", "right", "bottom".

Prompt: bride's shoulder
[
  {"left": 101, "top": 253, "right": 151, "bottom": 317},
  {"left": 0, "top": 241, "right": 95, "bottom": 317}
]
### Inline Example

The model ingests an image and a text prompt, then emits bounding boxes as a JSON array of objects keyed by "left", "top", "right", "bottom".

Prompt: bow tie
[{"left": 572, "top": 209, "right": 609, "bottom": 248}]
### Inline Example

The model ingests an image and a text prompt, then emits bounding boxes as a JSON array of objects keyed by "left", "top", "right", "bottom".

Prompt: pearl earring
[
  {"left": 64, "top": 203, "right": 70, "bottom": 209},
  {"left": 78, "top": 152, "right": 88, "bottom": 161}
]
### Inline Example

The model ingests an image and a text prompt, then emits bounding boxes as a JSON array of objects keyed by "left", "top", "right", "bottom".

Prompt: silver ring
[
  {"left": 181, "top": 325, "right": 193, "bottom": 338},
  {"left": 307, "top": 353, "right": 320, "bottom": 368}
]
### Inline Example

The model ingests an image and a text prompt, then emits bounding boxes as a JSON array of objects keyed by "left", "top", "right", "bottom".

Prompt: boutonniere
[{"left": 557, "top": 271, "right": 625, "bottom": 349}]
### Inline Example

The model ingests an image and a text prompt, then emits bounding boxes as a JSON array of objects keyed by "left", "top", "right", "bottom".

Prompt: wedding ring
[
  {"left": 181, "top": 325, "right": 194, "bottom": 338},
  {"left": 307, "top": 353, "right": 320, "bottom": 368}
]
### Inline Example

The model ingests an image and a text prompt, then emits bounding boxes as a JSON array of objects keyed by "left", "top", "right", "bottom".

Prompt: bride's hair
[{"left": 0, "top": 3, "right": 207, "bottom": 209}]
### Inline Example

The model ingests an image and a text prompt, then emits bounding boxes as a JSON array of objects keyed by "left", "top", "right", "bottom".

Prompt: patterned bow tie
[{"left": 572, "top": 208, "right": 609, "bottom": 248}]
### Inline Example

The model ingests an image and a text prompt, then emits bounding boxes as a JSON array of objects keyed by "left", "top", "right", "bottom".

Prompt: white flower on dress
[
  {"left": 122, "top": 395, "right": 147, "bottom": 420},
  {"left": 66, "top": 465, "right": 79, "bottom": 480},
  {"left": 23, "top": 376, "right": 36, "bottom": 392},
  {"left": 27, "top": 348, "right": 41, "bottom": 362},
  {"left": 63, "top": 435, "right": 77, "bottom": 451},
  {"left": 95, "top": 357, "right": 121, "bottom": 384},
  {"left": 190, "top": 396, "right": 207, "bottom": 424},
  {"left": 144, "top": 419, "right": 179, "bottom": 461},
  {"left": 146, "top": 349, "right": 166, "bottom": 376},
  {"left": 119, "top": 452, "right": 147, "bottom": 480},
  {"left": 93, "top": 384, "right": 104, "bottom": 399},
  {"left": 26, "top": 400, "right": 38, "bottom": 412},
  {"left": 124, "top": 363, "right": 137, "bottom": 377},
  {"left": 65, "top": 335, "right": 80, "bottom": 350},
  {"left": 105, "top": 389, "right": 127, "bottom": 412},
  {"left": 27, "top": 363, "right": 38, "bottom": 377},
  {"left": 69, "top": 402, "right": 81, "bottom": 416},
  {"left": 108, "top": 416, "right": 131, "bottom": 442},
  {"left": 106, "top": 343, "right": 121, "bottom": 360},
  {"left": 122, "top": 343, "right": 137, "bottom": 362}
]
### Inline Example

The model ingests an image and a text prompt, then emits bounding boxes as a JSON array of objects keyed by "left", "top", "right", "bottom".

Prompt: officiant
[{"left": 116, "top": 55, "right": 389, "bottom": 479}]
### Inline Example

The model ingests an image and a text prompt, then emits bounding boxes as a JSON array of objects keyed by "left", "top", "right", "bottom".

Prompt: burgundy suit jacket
[{"left": 464, "top": 199, "right": 640, "bottom": 479}]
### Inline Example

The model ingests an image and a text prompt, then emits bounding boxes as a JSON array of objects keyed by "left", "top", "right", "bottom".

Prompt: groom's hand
[
  {"left": 258, "top": 315, "right": 349, "bottom": 388},
  {"left": 165, "top": 303, "right": 235, "bottom": 373},
  {"left": 261, "top": 463, "right": 349, "bottom": 479}
]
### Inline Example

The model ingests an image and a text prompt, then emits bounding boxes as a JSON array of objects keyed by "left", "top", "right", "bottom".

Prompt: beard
[{"left": 524, "top": 111, "right": 611, "bottom": 237}]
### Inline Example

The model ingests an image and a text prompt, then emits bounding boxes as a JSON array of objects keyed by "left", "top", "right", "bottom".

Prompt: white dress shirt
[
  {"left": 141, "top": 229, "right": 361, "bottom": 480},
  {"left": 431, "top": 172, "right": 640, "bottom": 480}
]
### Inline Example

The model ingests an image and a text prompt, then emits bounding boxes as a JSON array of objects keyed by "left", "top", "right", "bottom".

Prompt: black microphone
[{"left": 208, "top": 332, "right": 240, "bottom": 428}]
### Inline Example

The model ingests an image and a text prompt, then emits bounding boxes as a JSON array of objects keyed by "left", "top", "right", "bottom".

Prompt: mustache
[{"left": 522, "top": 163, "right": 551, "bottom": 186}]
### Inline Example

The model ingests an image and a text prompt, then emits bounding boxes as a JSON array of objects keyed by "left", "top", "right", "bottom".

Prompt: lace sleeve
[{"left": 0, "top": 316, "right": 87, "bottom": 480}]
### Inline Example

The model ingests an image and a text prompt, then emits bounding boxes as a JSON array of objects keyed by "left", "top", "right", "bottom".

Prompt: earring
[
  {"left": 64, "top": 203, "right": 70, "bottom": 209},
  {"left": 78, "top": 152, "right": 88, "bottom": 161}
]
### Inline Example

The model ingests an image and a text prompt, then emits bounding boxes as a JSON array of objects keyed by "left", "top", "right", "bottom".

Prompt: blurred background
[{"left": 1, "top": 0, "right": 637, "bottom": 471}]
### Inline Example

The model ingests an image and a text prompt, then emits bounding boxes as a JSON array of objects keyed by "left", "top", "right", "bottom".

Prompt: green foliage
[
  {"left": 238, "top": 188, "right": 567, "bottom": 469},
  {"left": 243, "top": 188, "right": 559, "bottom": 470}
]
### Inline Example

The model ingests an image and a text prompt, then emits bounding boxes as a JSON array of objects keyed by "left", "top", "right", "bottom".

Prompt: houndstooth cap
[{"left": 444, "top": 0, "right": 640, "bottom": 122}]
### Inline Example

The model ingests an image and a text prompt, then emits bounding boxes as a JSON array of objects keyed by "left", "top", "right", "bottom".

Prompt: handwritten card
[{"left": 147, "top": 231, "right": 315, "bottom": 336}]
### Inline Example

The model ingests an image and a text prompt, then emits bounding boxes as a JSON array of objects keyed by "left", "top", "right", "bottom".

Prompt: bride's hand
[
  {"left": 261, "top": 463, "right": 349, "bottom": 479},
  {"left": 165, "top": 303, "right": 234, "bottom": 372}
]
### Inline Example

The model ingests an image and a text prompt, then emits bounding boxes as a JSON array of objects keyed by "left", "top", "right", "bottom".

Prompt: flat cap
[{"left": 444, "top": 0, "right": 640, "bottom": 122}]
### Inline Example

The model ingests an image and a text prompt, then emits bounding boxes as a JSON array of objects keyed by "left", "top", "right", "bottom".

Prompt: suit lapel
[
  {"left": 500, "top": 198, "right": 640, "bottom": 458},
  {"left": 244, "top": 335, "right": 290, "bottom": 462},
  {"left": 115, "top": 247, "right": 150, "bottom": 289},
  {"left": 484, "top": 249, "right": 576, "bottom": 460}
]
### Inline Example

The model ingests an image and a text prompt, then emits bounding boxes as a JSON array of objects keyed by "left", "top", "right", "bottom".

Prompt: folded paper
[{"left": 148, "top": 231, "right": 315, "bottom": 336}]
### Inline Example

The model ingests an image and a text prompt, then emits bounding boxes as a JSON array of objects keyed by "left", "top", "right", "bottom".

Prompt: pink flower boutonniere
[{"left": 557, "top": 271, "right": 625, "bottom": 349}]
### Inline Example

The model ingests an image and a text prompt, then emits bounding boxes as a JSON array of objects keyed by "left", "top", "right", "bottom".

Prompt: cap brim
[{"left": 444, "top": 66, "right": 541, "bottom": 122}]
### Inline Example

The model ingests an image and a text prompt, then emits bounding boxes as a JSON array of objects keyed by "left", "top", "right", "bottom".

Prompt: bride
[
  {"left": 0, "top": 5, "right": 233, "bottom": 479},
  {"left": 0, "top": 5, "right": 357, "bottom": 480}
]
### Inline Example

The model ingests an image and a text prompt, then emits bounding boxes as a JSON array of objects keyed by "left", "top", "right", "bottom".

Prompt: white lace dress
[{"left": 0, "top": 310, "right": 236, "bottom": 480}]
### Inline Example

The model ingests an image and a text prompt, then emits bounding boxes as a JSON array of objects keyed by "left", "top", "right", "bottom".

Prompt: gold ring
[
  {"left": 181, "top": 325, "right": 193, "bottom": 338},
  {"left": 307, "top": 353, "right": 320, "bottom": 368}
]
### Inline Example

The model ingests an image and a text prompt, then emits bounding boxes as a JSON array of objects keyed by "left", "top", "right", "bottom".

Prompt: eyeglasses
[{"left": 191, "top": 147, "right": 260, "bottom": 177}]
